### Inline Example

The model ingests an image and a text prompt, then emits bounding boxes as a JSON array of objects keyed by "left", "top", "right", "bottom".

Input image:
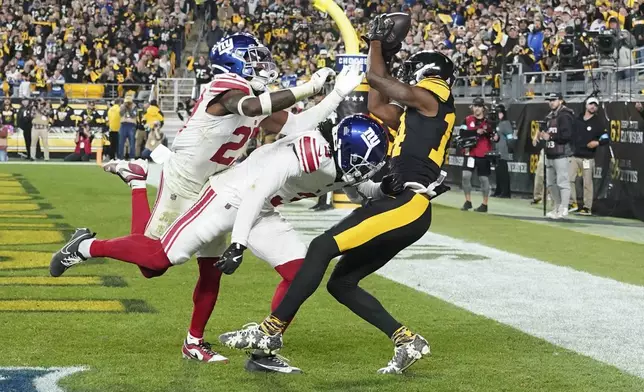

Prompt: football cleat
[
  {"left": 218, "top": 323, "right": 283, "bottom": 353},
  {"left": 181, "top": 340, "right": 229, "bottom": 364},
  {"left": 245, "top": 351, "right": 302, "bottom": 374},
  {"left": 50, "top": 228, "right": 96, "bottom": 277},
  {"left": 104, "top": 159, "right": 148, "bottom": 184},
  {"left": 377, "top": 334, "right": 430, "bottom": 375}
]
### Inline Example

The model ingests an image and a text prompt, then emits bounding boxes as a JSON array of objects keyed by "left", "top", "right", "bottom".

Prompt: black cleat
[
  {"left": 50, "top": 228, "right": 95, "bottom": 277},
  {"left": 461, "top": 201, "right": 472, "bottom": 211},
  {"left": 245, "top": 351, "right": 302, "bottom": 374},
  {"left": 474, "top": 204, "right": 488, "bottom": 213}
]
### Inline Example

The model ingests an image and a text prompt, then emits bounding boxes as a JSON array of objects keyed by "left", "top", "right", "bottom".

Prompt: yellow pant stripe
[{"left": 333, "top": 194, "right": 429, "bottom": 252}]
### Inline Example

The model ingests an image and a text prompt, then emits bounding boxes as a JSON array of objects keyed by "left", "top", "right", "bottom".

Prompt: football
[{"left": 382, "top": 12, "right": 411, "bottom": 50}]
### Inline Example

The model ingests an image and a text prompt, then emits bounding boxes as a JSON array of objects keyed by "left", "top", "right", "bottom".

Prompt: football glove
[
  {"left": 380, "top": 173, "right": 405, "bottom": 196},
  {"left": 365, "top": 14, "right": 395, "bottom": 44},
  {"left": 215, "top": 243, "right": 247, "bottom": 275}
]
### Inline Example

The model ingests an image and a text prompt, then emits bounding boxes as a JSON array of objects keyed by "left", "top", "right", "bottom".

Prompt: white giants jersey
[
  {"left": 164, "top": 73, "right": 263, "bottom": 199},
  {"left": 210, "top": 131, "right": 345, "bottom": 212}
]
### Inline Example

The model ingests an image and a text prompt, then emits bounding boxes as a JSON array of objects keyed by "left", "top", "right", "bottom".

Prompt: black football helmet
[{"left": 397, "top": 50, "right": 456, "bottom": 87}]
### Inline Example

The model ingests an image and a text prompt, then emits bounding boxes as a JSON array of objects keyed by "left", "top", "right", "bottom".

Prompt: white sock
[
  {"left": 78, "top": 238, "right": 95, "bottom": 259},
  {"left": 130, "top": 180, "right": 146, "bottom": 190},
  {"left": 186, "top": 333, "right": 203, "bottom": 345}
]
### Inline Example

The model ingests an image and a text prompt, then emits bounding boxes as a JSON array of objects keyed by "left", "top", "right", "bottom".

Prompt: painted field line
[
  {"left": 0, "top": 222, "right": 57, "bottom": 228},
  {"left": 0, "top": 251, "right": 54, "bottom": 270},
  {"left": 0, "top": 203, "right": 41, "bottom": 212},
  {"left": 0, "top": 300, "right": 125, "bottom": 312},
  {"left": 0, "top": 195, "right": 33, "bottom": 201},
  {"left": 0, "top": 230, "right": 64, "bottom": 245},
  {"left": 0, "top": 188, "right": 27, "bottom": 195},
  {"left": 0, "top": 277, "right": 102, "bottom": 286},
  {"left": 0, "top": 180, "right": 22, "bottom": 187},
  {"left": 0, "top": 214, "right": 50, "bottom": 219}
]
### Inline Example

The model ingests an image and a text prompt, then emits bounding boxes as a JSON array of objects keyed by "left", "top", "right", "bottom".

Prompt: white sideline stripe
[
  {"left": 278, "top": 203, "right": 644, "bottom": 379},
  {"left": 147, "top": 169, "right": 644, "bottom": 378}
]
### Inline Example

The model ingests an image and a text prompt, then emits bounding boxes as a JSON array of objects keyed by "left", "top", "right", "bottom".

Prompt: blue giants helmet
[
  {"left": 209, "top": 33, "right": 278, "bottom": 91},
  {"left": 333, "top": 114, "right": 388, "bottom": 184}
]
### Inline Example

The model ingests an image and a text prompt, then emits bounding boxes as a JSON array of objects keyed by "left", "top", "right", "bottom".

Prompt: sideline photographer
[
  {"left": 541, "top": 93, "right": 574, "bottom": 219},
  {"left": 460, "top": 97, "right": 499, "bottom": 213},
  {"left": 569, "top": 97, "right": 609, "bottom": 215},
  {"left": 65, "top": 122, "right": 92, "bottom": 162}
]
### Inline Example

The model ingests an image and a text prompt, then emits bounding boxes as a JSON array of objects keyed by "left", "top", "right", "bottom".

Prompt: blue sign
[{"left": 335, "top": 55, "right": 368, "bottom": 73}]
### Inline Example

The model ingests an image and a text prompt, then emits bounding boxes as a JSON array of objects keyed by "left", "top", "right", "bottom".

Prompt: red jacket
[
  {"left": 462, "top": 114, "right": 494, "bottom": 158},
  {"left": 75, "top": 135, "right": 91, "bottom": 155}
]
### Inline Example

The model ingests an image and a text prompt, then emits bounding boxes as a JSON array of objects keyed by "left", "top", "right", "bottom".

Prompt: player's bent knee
[
  {"left": 275, "top": 258, "right": 304, "bottom": 282},
  {"left": 307, "top": 233, "right": 339, "bottom": 261},
  {"left": 326, "top": 278, "right": 353, "bottom": 303}
]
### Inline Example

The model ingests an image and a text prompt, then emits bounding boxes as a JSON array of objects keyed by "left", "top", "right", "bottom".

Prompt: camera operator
[
  {"left": 65, "top": 122, "right": 91, "bottom": 162},
  {"left": 541, "top": 93, "right": 574, "bottom": 219},
  {"left": 460, "top": 97, "right": 499, "bottom": 213},
  {"left": 491, "top": 104, "right": 513, "bottom": 198},
  {"left": 569, "top": 97, "right": 609, "bottom": 215}
]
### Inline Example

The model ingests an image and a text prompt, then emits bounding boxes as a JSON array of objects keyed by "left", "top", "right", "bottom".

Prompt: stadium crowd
[
  {"left": 193, "top": 0, "right": 644, "bottom": 89},
  {"left": 0, "top": 0, "right": 190, "bottom": 98}
]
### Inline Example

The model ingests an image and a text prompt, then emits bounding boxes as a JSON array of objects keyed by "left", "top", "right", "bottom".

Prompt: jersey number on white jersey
[{"left": 210, "top": 126, "right": 259, "bottom": 165}]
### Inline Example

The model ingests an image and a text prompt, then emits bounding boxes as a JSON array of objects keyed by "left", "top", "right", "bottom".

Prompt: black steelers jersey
[{"left": 389, "top": 77, "right": 455, "bottom": 186}]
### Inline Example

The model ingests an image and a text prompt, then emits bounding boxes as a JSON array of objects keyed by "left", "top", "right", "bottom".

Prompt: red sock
[
  {"left": 188, "top": 257, "right": 222, "bottom": 338},
  {"left": 271, "top": 259, "right": 304, "bottom": 331},
  {"left": 129, "top": 188, "right": 159, "bottom": 278},
  {"left": 131, "top": 188, "right": 151, "bottom": 235},
  {"left": 89, "top": 234, "right": 172, "bottom": 271}
]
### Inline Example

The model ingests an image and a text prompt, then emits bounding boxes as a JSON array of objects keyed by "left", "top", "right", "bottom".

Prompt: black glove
[
  {"left": 429, "top": 184, "right": 451, "bottom": 200},
  {"left": 215, "top": 243, "right": 247, "bottom": 275},
  {"left": 365, "top": 14, "right": 395, "bottom": 44},
  {"left": 380, "top": 173, "right": 405, "bottom": 196}
]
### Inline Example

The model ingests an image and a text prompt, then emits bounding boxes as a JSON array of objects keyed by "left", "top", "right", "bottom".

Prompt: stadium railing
[{"left": 156, "top": 78, "right": 197, "bottom": 113}]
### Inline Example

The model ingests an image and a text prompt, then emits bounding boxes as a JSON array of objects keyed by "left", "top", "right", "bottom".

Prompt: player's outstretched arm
[
  {"left": 265, "top": 65, "right": 365, "bottom": 136},
  {"left": 214, "top": 68, "right": 335, "bottom": 118},
  {"left": 216, "top": 148, "right": 302, "bottom": 275},
  {"left": 366, "top": 41, "right": 438, "bottom": 117}
]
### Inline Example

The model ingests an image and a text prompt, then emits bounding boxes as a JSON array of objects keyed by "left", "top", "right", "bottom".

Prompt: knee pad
[
  {"left": 462, "top": 171, "right": 473, "bottom": 193},
  {"left": 480, "top": 176, "right": 491, "bottom": 195}
]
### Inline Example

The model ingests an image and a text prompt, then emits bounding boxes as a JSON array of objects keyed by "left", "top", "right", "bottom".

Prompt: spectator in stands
[
  {"left": 48, "top": 69, "right": 65, "bottom": 97},
  {"left": 207, "top": 20, "right": 225, "bottom": 50},
  {"left": 53, "top": 98, "right": 74, "bottom": 128},
  {"left": 65, "top": 122, "right": 92, "bottom": 162},
  {"left": 31, "top": 99, "right": 51, "bottom": 162},
  {"left": 1, "top": 99, "right": 16, "bottom": 126},
  {"left": 119, "top": 95, "right": 138, "bottom": 159},
  {"left": 107, "top": 99, "right": 122, "bottom": 161},
  {"left": 194, "top": 55, "right": 213, "bottom": 88}
]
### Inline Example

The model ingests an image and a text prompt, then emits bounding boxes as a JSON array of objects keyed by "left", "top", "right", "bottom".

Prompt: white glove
[
  {"left": 309, "top": 67, "right": 335, "bottom": 94},
  {"left": 333, "top": 65, "right": 365, "bottom": 97}
]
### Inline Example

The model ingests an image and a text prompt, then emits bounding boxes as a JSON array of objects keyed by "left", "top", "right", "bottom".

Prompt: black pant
[
  {"left": 109, "top": 132, "right": 119, "bottom": 159},
  {"left": 272, "top": 190, "right": 433, "bottom": 337},
  {"left": 22, "top": 127, "right": 41, "bottom": 159},
  {"left": 65, "top": 152, "right": 90, "bottom": 162},
  {"left": 493, "top": 159, "right": 511, "bottom": 197}
]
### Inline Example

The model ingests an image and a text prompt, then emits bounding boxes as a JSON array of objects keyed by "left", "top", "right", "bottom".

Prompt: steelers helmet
[{"left": 397, "top": 50, "right": 456, "bottom": 87}]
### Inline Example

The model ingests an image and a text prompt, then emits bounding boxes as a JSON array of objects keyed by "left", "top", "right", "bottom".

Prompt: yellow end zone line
[
  {"left": 0, "top": 214, "right": 49, "bottom": 219},
  {"left": 0, "top": 300, "right": 125, "bottom": 312},
  {"left": 0, "top": 277, "right": 103, "bottom": 286},
  {"left": 0, "top": 188, "right": 27, "bottom": 195},
  {"left": 0, "top": 195, "right": 33, "bottom": 201},
  {"left": 0, "top": 181, "right": 23, "bottom": 187},
  {"left": 0, "top": 222, "right": 57, "bottom": 228},
  {"left": 0, "top": 203, "right": 41, "bottom": 212}
]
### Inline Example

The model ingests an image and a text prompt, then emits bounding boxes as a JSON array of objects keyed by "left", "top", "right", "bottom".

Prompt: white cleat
[
  {"left": 378, "top": 335, "right": 431, "bottom": 375},
  {"left": 109, "top": 159, "right": 148, "bottom": 184}
]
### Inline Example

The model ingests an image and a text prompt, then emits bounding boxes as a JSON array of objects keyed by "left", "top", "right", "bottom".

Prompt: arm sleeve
[
  {"left": 230, "top": 148, "right": 302, "bottom": 247},
  {"left": 279, "top": 90, "right": 344, "bottom": 137},
  {"left": 356, "top": 180, "right": 386, "bottom": 199}
]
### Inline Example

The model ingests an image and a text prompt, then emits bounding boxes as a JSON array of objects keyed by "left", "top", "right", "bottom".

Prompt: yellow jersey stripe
[
  {"left": 416, "top": 78, "right": 450, "bottom": 102},
  {"left": 333, "top": 194, "right": 430, "bottom": 252}
]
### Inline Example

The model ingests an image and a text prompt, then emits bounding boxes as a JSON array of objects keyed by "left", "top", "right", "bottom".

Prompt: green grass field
[{"left": 1, "top": 164, "right": 644, "bottom": 392}]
